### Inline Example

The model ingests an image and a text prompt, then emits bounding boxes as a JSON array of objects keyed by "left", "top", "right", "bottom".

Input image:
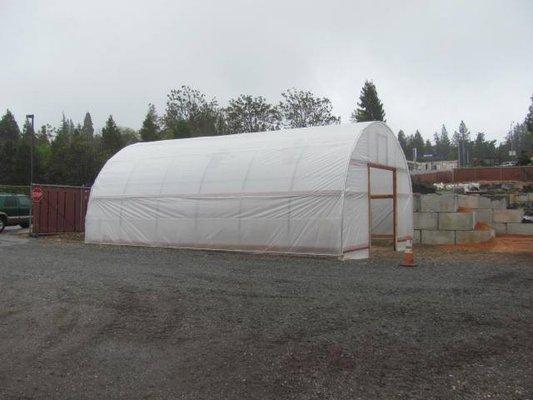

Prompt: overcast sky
[{"left": 1, "top": 0, "right": 532, "bottom": 142}]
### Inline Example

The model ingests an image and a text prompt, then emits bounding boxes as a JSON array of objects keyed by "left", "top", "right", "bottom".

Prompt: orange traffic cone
[{"left": 400, "top": 245, "right": 417, "bottom": 267}]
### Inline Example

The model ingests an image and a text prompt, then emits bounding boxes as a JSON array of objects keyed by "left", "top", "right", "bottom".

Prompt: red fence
[
  {"left": 411, "top": 166, "right": 533, "bottom": 185},
  {"left": 32, "top": 184, "right": 90, "bottom": 235}
]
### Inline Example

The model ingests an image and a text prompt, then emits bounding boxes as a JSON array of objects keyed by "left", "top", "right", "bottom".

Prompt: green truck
[{"left": 0, "top": 193, "right": 32, "bottom": 232}]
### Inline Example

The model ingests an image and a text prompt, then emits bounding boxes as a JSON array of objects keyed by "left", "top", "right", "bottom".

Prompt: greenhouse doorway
[{"left": 368, "top": 163, "right": 397, "bottom": 251}]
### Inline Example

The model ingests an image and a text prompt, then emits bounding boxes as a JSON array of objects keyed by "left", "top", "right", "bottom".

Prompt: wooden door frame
[{"left": 367, "top": 163, "right": 398, "bottom": 251}]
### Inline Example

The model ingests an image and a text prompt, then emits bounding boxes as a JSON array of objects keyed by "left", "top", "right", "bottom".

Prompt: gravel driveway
[{"left": 0, "top": 236, "right": 531, "bottom": 399}]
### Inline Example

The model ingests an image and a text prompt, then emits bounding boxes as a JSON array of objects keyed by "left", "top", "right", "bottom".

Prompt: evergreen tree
[
  {"left": 279, "top": 89, "right": 340, "bottom": 128},
  {"left": 48, "top": 114, "right": 74, "bottom": 183},
  {"left": 82, "top": 112, "right": 94, "bottom": 136},
  {"left": 424, "top": 139, "right": 433, "bottom": 157},
  {"left": 0, "top": 110, "right": 21, "bottom": 184},
  {"left": 397, "top": 130, "right": 408, "bottom": 156},
  {"left": 0, "top": 109, "right": 21, "bottom": 142},
  {"left": 525, "top": 94, "right": 533, "bottom": 133},
  {"left": 140, "top": 104, "right": 161, "bottom": 142},
  {"left": 433, "top": 131, "right": 441, "bottom": 158},
  {"left": 351, "top": 80, "right": 386, "bottom": 122},
  {"left": 454, "top": 121, "right": 471, "bottom": 166},
  {"left": 68, "top": 125, "right": 99, "bottom": 186},
  {"left": 410, "top": 130, "right": 425, "bottom": 161},
  {"left": 101, "top": 115, "right": 123, "bottom": 158}
]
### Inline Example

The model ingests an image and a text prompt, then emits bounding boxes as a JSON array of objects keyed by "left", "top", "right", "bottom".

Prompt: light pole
[{"left": 26, "top": 114, "right": 34, "bottom": 185}]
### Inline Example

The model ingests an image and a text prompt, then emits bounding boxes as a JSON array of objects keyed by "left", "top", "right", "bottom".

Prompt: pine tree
[
  {"left": 82, "top": 112, "right": 94, "bottom": 136},
  {"left": 410, "top": 130, "right": 425, "bottom": 161},
  {"left": 455, "top": 121, "right": 471, "bottom": 166},
  {"left": 101, "top": 115, "right": 123, "bottom": 158},
  {"left": 397, "top": 130, "right": 408, "bottom": 156},
  {"left": 0, "top": 109, "right": 21, "bottom": 142},
  {"left": 433, "top": 131, "right": 441, "bottom": 159},
  {"left": 351, "top": 80, "right": 386, "bottom": 122},
  {"left": 439, "top": 125, "right": 453, "bottom": 160},
  {"left": 526, "top": 94, "right": 533, "bottom": 133},
  {"left": 48, "top": 114, "right": 74, "bottom": 184},
  {"left": 424, "top": 139, "right": 433, "bottom": 157},
  {"left": 0, "top": 110, "right": 22, "bottom": 184},
  {"left": 140, "top": 104, "right": 161, "bottom": 142}
]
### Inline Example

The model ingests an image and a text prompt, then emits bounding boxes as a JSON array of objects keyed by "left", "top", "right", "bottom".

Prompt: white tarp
[{"left": 85, "top": 122, "right": 413, "bottom": 259}]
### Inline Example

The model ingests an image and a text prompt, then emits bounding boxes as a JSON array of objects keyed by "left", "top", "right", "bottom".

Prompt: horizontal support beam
[
  {"left": 368, "top": 162, "right": 397, "bottom": 172},
  {"left": 370, "top": 194, "right": 394, "bottom": 199}
]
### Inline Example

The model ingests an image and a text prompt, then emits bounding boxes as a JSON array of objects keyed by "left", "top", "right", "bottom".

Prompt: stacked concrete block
[
  {"left": 491, "top": 198, "right": 507, "bottom": 210},
  {"left": 493, "top": 209, "right": 524, "bottom": 223},
  {"left": 413, "top": 194, "right": 532, "bottom": 244},
  {"left": 478, "top": 196, "right": 491, "bottom": 209},
  {"left": 420, "top": 194, "right": 457, "bottom": 212},
  {"left": 413, "top": 229, "right": 421, "bottom": 244},
  {"left": 438, "top": 212, "right": 475, "bottom": 231},
  {"left": 413, "top": 212, "right": 438, "bottom": 230},
  {"left": 457, "top": 194, "right": 478, "bottom": 209},
  {"left": 507, "top": 223, "right": 533, "bottom": 235},
  {"left": 456, "top": 229, "right": 495, "bottom": 244},
  {"left": 421, "top": 230, "right": 456, "bottom": 245},
  {"left": 492, "top": 223, "right": 507, "bottom": 235},
  {"left": 413, "top": 194, "right": 421, "bottom": 212},
  {"left": 515, "top": 194, "right": 529, "bottom": 203},
  {"left": 474, "top": 209, "right": 493, "bottom": 225},
  {"left": 457, "top": 194, "right": 491, "bottom": 209}
]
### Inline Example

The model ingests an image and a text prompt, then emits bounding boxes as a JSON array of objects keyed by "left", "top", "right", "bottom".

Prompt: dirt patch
[{"left": 439, "top": 234, "right": 533, "bottom": 254}]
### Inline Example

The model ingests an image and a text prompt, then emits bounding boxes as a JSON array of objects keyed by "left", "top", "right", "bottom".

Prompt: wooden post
[{"left": 393, "top": 169, "right": 397, "bottom": 251}]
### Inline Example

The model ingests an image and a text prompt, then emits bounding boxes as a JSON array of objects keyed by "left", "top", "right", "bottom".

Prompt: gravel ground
[{"left": 0, "top": 235, "right": 532, "bottom": 399}]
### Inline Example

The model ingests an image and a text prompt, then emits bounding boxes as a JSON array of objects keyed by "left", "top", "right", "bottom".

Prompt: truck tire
[{"left": 0, "top": 216, "right": 5, "bottom": 233}]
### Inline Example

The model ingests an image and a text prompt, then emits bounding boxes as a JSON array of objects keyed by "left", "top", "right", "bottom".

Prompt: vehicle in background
[{"left": 0, "top": 193, "right": 32, "bottom": 232}]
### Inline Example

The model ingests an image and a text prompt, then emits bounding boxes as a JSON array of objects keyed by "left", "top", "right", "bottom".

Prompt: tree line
[
  {"left": 1, "top": 82, "right": 531, "bottom": 187},
  {"left": 397, "top": 110, "right": 533, "bottom": 166}
]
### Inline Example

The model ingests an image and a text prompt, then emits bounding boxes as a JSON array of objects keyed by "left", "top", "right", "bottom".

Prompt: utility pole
[{"left": 26, "top": 114, "right": 35, "bottom": 185}]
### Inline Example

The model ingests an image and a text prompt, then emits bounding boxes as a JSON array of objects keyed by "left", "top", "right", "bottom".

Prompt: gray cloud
[{"left": 1, "top": 0, "right": 532, "bottom": 141}]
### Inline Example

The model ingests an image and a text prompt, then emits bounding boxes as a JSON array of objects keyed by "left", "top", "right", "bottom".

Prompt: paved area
[{"left": 0, "top": 233, "right": 531, "bottom": 399}]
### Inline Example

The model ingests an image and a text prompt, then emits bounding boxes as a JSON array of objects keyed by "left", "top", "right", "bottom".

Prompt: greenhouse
[{"left": 85, "top": 121, "right": 413, "bottom": 259}]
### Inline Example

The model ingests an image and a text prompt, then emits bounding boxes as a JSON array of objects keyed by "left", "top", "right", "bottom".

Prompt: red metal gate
[{"left": 31, "top": 184, "right": 90, "bottom": 235}]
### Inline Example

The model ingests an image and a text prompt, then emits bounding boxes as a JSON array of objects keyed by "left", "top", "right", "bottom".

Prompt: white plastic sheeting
[{"left": 85, "top": 122, "right": 413, "bottom": 259}]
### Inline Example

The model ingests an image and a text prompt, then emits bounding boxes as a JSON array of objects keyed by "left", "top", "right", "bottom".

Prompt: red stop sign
[{"left": 32, "top": 186, "right": 44, "bottom": 202}]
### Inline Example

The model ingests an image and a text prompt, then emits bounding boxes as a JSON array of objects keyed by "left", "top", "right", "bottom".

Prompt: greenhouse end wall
[{"left": 85, "top": 122, "right": 413, "bottom": 259}]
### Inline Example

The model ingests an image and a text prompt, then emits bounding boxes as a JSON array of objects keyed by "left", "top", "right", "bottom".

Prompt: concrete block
[
  {"left": 506, "top": 223, "right": 533, "bottom": 235},
  {"left": 474, "top": 209, "right": 492, "bottom": 225},
  {"left": 457, "top": 194, "right": 491, "bottom": 209},
  {"left": 420, "top": 194, "right": 458, "bottom": 212},
  {"left": 438, "top": 212, "right": 475, "bottom": 231},
  {"left": 529, "top": 193, "right": 533, "bottom": 202},
  {"left": 457, "top": 194, "right": 479, "bottom": 209},
  {"left": 493, "top": 209, "right": 524, "bottom": 223},
  {"left": 490, "top": 198, "right": 507, "bottom": 210},
  {"left": 456, "top": 229, "right": 495, "bottom": 244},
  {"left": 413, "top": 212, "right": 438, "bottom": 230},
  {"left": 421, "top": 230, "right": 455, "bottom": 245},
  {"left": 492, "top": 223, "right": 507, "bottom": 235},
  {"left": 413, "top": 194, "right": 421, "bottom": 212},
  {"left": 414, "top": 229, "right": 421, "bottom": 244},
  {"left": 478, "top": 196, "right": 491, "bottom": 209}
]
